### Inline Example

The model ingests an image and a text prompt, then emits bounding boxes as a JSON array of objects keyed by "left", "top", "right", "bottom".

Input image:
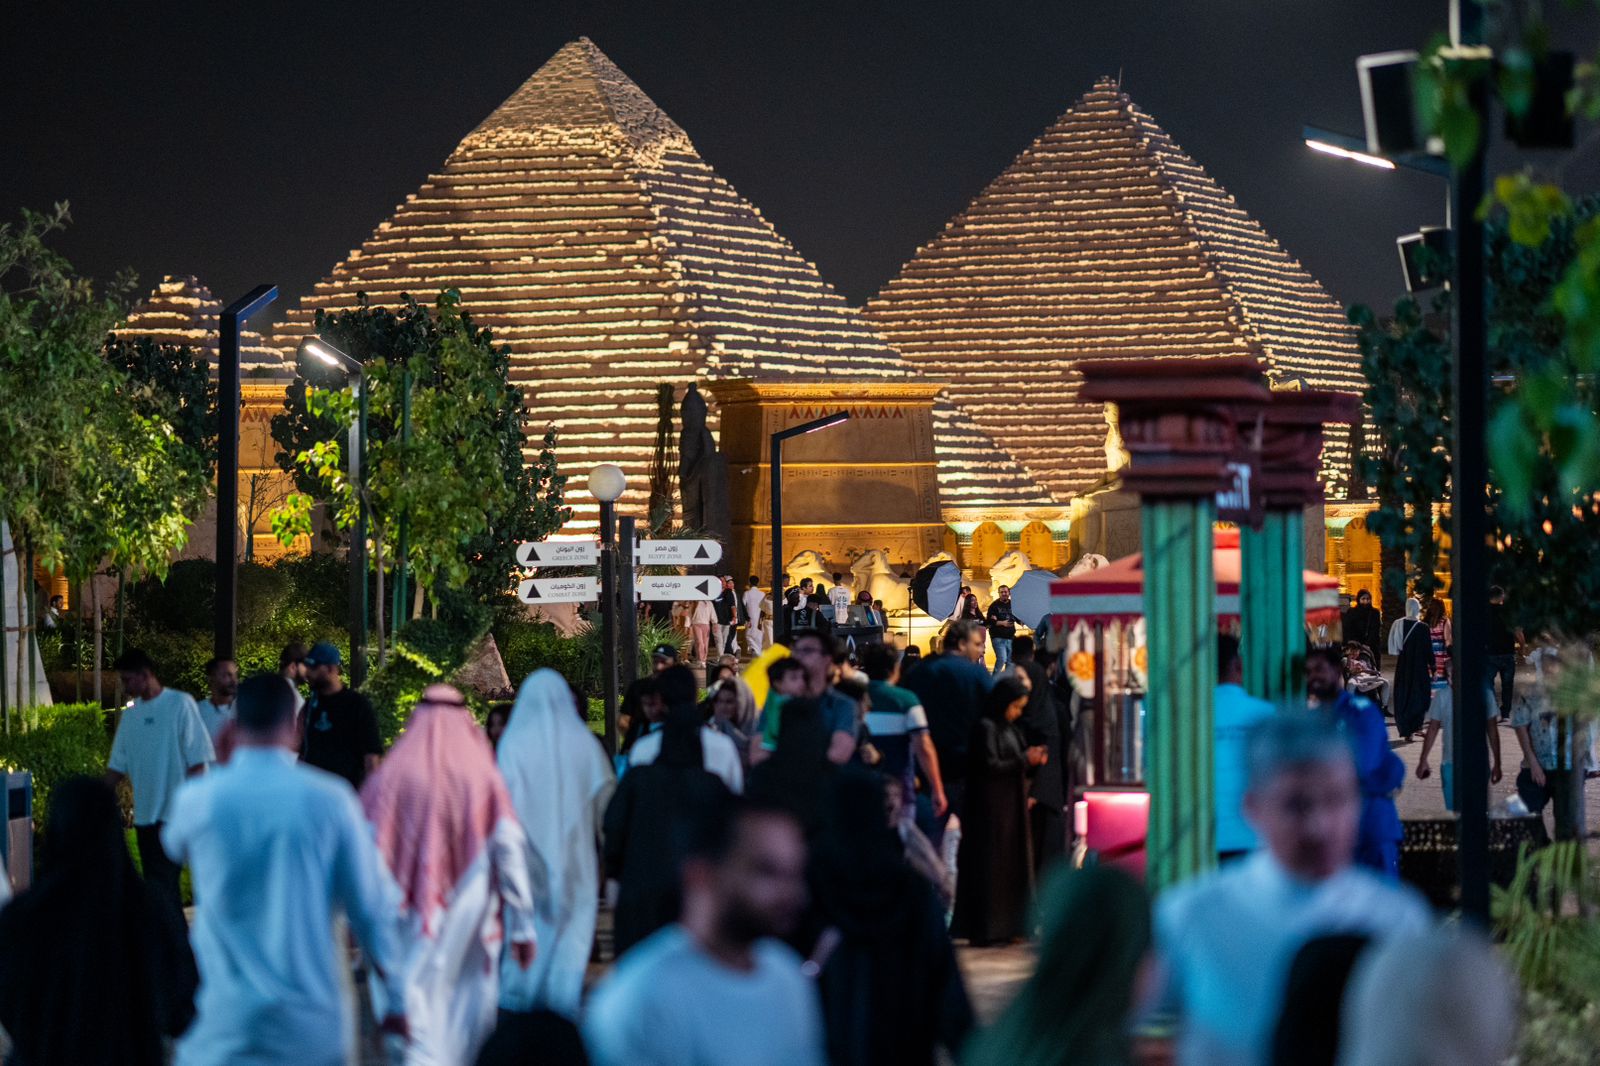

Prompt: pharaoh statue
[{"left": 677, "top": 383, "right": 733, "bottom": 561}]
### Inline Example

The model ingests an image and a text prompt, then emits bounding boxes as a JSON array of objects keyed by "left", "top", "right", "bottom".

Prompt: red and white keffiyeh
[{"left": 360, "top": 684, "right": 520, "bottom": 938}]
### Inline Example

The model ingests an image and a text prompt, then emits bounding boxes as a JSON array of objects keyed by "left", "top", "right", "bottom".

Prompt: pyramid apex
[{"left": 461, "top": 37, "right": 691, "bottom": 164}]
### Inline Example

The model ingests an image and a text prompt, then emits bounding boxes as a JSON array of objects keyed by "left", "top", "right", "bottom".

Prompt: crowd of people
[{"left": 0, "top": 595, "right": 1533, "bottom": 1066}]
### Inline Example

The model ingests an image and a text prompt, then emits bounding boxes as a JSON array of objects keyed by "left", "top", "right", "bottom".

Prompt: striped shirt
[{"left": 865, "top": 680, "right": 928, "bottom": 794}]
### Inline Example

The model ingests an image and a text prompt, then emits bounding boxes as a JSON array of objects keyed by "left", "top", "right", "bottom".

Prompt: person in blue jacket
[{"left": 1305, "top": 646, "right": 1405, "bottom": 877}]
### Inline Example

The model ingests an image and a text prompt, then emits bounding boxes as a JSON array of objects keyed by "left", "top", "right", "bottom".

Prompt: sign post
[
  {"left": 515, "top": 540, "right": 600, "bottom": 567},
  {"left": 515, "top": 577, "right": 600, "bottom": 604},
  {"left": 635, "top": 539, "right": 723, "bottom": 566},
  {"left": 635, "top": 575, "right": 720, "bottom": 602}
]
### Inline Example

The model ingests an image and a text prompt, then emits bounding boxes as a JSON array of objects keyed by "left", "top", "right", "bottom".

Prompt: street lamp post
[
  {"left": 588, "top": 464, "right": 627, "bottom": 753},
  {"left": 769, "top": 411, "right": 850, "bottom": 646},
  {"left": 214, "top": 284, "right": 278, "bottom": 665},
  {"left": 1304, "top": 0, "right": 1492, "bottom": 918},
  {"left": 298, "top": 337, "right": 369, "bottom": 687}
]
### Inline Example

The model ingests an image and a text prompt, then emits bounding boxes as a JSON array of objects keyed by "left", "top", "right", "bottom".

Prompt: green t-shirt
[{"left": 760, "top": 692, "right": 788, "bottom": 751}]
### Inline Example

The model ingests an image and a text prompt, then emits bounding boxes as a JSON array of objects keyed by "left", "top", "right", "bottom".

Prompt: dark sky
[{"left": 4, "top": 1, "right": 1597, "bottom": 324}]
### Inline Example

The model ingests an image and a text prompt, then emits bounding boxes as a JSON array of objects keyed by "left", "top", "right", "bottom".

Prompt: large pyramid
[
  {"left": 269, "top": 39, "right": 915, "bottom": 528},
  {"left": 865, "top": 77, "right": 1365, "bottom": 504}
]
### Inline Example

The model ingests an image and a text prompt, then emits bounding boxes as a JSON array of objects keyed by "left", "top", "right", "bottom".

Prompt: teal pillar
[
  {"left": 1241, "top": 507, "right": 1305, "bottom": 710},
  {"left": 1143, "top": 496, "right": 1218, "bottom": 889}
]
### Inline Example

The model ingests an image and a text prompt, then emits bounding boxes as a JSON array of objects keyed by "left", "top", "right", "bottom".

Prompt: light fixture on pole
[
  {"left": 588, "top": 463, "right": 627, "bottom": 753},
  {"left": 215, "top": 284, "right": 277, "bottom": 668},
  {"left": 297, "top": 336, "right": 370, "bottom": 687},
  {"left": 769, "top": 411, "right": 851, "bottom": 646}
]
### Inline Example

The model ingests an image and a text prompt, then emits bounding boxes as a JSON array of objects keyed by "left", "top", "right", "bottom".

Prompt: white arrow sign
[
  {"left": 516, "top": 540, "right": 600, "bottom": 567},
  {"left": 636, "top": 575, "right": 719, "bottom": 601},
  {"left": 517, "top": 576, "right": 599, "bottom": 604},
  {"left": 635, "top": 539, "right": 722, "bottom": 565}
]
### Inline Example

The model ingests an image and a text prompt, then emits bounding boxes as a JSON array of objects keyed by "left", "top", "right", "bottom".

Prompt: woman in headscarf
[
  {"left": 704, "top": 675, "right": 759, "bottom": 767},
  {"left": 360, "top": 684, "right": 538, "bottom": 1065},
  {"left": 497, "top": 669, "right": 615, "bottom": 1018},
  {"left": 602, "top": 703, "right": 730, "bottom": 956},
  {"left": 962, "top": 865, "right": 1151, "bottom": 1066},
  {"left": 951, "top": 675, "right": 1041, "bottom": 945},
  {"left": 804, "top": 770, "right": 973, "bottom": 1066},
  {"left": 0, "top": 776, "right": 198, "bottom": 1066},
  {"left": 1387, "top": 596, "right": 1431, "bottom": 740},
  {"left": 746, "top": 696, "right": 835, "bottom": 837}
]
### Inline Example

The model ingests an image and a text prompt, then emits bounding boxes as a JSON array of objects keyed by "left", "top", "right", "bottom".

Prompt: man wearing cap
[
  {"left": 652, "top": 643, "right": 679, "bottom": 674},
  {"left": 300, "top": 641, "right": 384, "bottom": 792}
]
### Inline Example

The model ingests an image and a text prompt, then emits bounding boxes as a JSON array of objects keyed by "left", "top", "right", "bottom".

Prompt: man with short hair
[
  {"left": 828, "top": 575, "right": 852, "bottom": 622},
  {"left": 106, "top": 648, "right": 214, "bottom": 919},
  {"left": 1305, "top": 647, "right": 1405, "bottom": 877},
  {"left": 787, "top": 578, "right": 817, "bottom": 632},
  {"left": 1214, "top": 634, "right": 1274, "bottom": 861},
  {"left": 583, "top": 798, "right": 824, "bottom": 1066},
  {"left": 279, "top": 641, "right": 309, "bottom": 722},
  {"left": 902, "top": 620, "right": 994, "bottom": 843},
  {"left": 743, "top": 576, "right": 769, "bottom": 658},
  {"left": 984, "top": 586, "right": 1018, "bottom": 673},
  {"left": 1155, "top": 713, "right": 1432, "bottom": 1066},
  {"left": 163, "top": 673, "right": 407, "bottom": 1065},
  {"left": 652, "top": 642, "right": 680, "bottom": 673},
  {"left": 300, "top": 641, "right": 384, "bottom": 793},
  {"left": 713, "top": 577, "right": 739, "bottom": 658},
  {"left": 195, "top": 657, "right": 239, "bottom": 746},
  {"left": 1487, "top": 585, "right": 1523, "bottom": 721},
  {"left": 861, "top": 643, "right": 947, "bottom": 821},
  {"left": 788, "top": 629, "right": 860, "bottom": 764}
]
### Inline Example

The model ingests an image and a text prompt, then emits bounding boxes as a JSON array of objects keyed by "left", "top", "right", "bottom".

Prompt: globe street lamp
[
  {"left": 297, "top": 336, "right": 369, "bottom": 687},
  {"left": 589, "top": 464, "right": 627, "bottom": 752}
]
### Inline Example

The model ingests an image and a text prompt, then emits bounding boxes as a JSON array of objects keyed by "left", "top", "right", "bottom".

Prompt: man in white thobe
[
  {"left": 361, "top": 684, "right": 538, "bottom": 1065},
  {"left": 742, "top": 576, "right": 768, "bottom": 657},
  {"left": 163, "top": 673, "right": 406, "bottom": 1066},
  {"left": 497, "top": 669, "right": 615, "bottom": 1018}
]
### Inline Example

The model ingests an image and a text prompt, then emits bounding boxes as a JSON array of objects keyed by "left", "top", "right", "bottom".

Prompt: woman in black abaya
[
  {"left": 1388, "top": 596, "right": 1431, "bottom": 740},
  {"left": 951, "top": 676, "right": 1043, "bottom": 945},
  {"left": 0, "top": 775, "right": 197, "bottom": 1066}
]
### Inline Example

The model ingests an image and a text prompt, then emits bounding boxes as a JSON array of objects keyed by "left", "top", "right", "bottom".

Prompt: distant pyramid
[
  {"left": 117, "top": 275, "right": 284, "bottom": 376},
  {"left": 866, "top": 77, "right": 1364, "bottom": 503},
  {"left": 270, "top": 38, "right": 909, "bottom": 527}
]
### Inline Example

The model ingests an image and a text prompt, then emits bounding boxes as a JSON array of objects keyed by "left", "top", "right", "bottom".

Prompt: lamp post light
[
  {"left": 1303, "top": 0, "right": 1492, "bottom": 919},
  {"left": 769, "top": 411, "right": 850, "bottom": 646},
  {"left": 297, "top": 336, "right": 370, "bottom": 687},
  {"left": 588, "top": 464, "right": 627, "bottom": 753},
  {"left": 214, "top": 284, "right": 278, "bottom": 667}
]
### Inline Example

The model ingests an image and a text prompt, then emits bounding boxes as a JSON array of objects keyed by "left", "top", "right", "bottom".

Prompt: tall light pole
[
  {"left": 588, "top": 464, "right": 627, "bottom": 753},
  {"left": 769, "top": 411, "right": 850, "bottom": 645},
  {"left": 1303, "top": 0, "right": 1492, "bottom": 918},
  {"left": 215, "top": 284, "right": 277, "bottom": 666},
  {"left": 298, "top": 337, "right": 369, "bottom": 687}
]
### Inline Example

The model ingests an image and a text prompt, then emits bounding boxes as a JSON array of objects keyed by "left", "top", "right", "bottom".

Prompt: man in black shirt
[
  {"left": 1487, "top": 585, "right": 1523, "bottom": 721},
  {"left": 985, "top": 585, "right": 1018, "bottom": 673},
  {"left": 713, "top": 576, "right": 738, "bottom": 656},
  {"left": 299, "top": 641, "right": 383, "bottom": 792}
]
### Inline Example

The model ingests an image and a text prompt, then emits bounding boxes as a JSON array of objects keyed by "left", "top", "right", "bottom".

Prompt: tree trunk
[
  {"left": 373, "top": 533, "right": 387, "bottom": 669},
  {"left": 114, "top": 571, "right": 125, "bottom": 659},
  {"left": 92, "top": 575, "right": 103, "bottom": 707},
  {"left": 74, "top": 580, "right": 83, "bottom": 703},
  {"left": 413, "top": 582, "right": 424, "bottom": 622},
  {"left": 24, "top": 546, "right": 36, "bottom": 711},
  {"left": 14, "top": 547, "right": 25, "bottom": 716}
]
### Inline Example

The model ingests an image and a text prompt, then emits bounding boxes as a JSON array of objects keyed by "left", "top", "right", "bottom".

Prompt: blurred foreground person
[
  {"left": 497, "top": 670, "right": 614, "bottom": 1018},
  {"left": 1305, "top": 648, "right": 1404, "bottom": 877},
  {"left": 627, "top": 666, "right": 744, "bottom": 791},
  {"left": 963, "top": 865, "right": 1151, "bottom": 1066},
  {"left": 0, "top": 776, "right": 197, "bottom": 1066},
  {"left": 1155, "top": 713, "right": 1430, "bottom": 1066},
  {"left": 747, "top": 697, "right": 835, "bottom": 836},
  {"left": 805, "top": 770, "right": 972, "bottom": 1066},
  {"left": 583, "top": 798, "right": 824, "bottom": 1066},
  {"left": 163, "top": 673, "right": 406, "bottom": 1066},
  {"left": 474, "top": 1010, "right": 588, "bottom": 1066},
  {"left": 1337, "top": 929, "right": 1517, "bottom": 1066},
  {"left": 361, "top": 684, "right": 538, "bottom": 1066},
  {"left": 604, "top": 704, "right": 731, "bottom": 956},
  {"left": 1269, "top": 935, "right": 1371, "bottom": 1066}
]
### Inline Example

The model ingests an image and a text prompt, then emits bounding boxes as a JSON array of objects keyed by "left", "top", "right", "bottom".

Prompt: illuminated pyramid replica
[
  {"left": 866, "top": 76, "right": 1365, "bottom": 507},
  {"left": 269, "top": 38, "right": 934, "bottom": 535}
]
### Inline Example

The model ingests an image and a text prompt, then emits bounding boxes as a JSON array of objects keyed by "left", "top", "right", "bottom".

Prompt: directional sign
[
  {"left": 516, "top": 540, "right": 600, "bottom": 567},
  {"left": 636, "top": 575, "right": 719, "bottom": 602},
  {"left": 517, "top": 576, "right": 598, "bottom": 604},
  {"left": 635, "top": 539, "right": 722, "bottom": 565}
]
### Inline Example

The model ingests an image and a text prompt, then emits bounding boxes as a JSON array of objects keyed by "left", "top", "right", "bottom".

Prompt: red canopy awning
[{"left": 1049, "top": 529, "right": 1342, "bottom": 627}]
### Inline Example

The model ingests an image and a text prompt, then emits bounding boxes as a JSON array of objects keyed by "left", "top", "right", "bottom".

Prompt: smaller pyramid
[
  {"left": 867, "top": 77, "right": 1364, "bottom": 503},
  {"left": 115, "top": 276, "right": 284, "bottom": 376}
]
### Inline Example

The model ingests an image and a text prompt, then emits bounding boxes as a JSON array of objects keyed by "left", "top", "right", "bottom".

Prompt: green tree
[{"left": 271, "top": 291, "right": 568, "bottom": 647}]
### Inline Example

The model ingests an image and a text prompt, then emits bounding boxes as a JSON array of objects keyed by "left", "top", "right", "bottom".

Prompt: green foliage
[
  {"left": 0, "top": 703, "right": 111, "bottom": 829},
  {"left": 1413, "top": 33, "right": 1495, "bottom": 168},
  {"left": 365, "top": 600, "right": 492, "bottom": 743},
  {"left": 494, "top": 615, "right": 688, "bottom": 697},
  {"left": 101, "top": 334, "right": 216, "bottom": 481},
  {"left": 0, "top": 203, "right": 205, "bottom": 588},
  {"left": 270, "top": 290, "right": 569, "bottom": 605},
  {"left": 1494, "top": 843, "right": 1600, "bottom": 1003}
]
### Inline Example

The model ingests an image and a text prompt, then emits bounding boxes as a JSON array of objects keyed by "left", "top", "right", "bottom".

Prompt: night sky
[{"left": 5, "top": 1, "right": 1597, "bottom": 324}]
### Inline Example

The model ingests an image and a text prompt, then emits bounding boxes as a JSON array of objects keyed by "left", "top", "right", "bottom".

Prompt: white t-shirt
[
  {"left": 743, "top": 587, "right": 768, "bottom": 624},
  {"left": 1156, "top": 851, "right": 1433, "bottom": 1066},
  {"left": 108, "top": 687, "right": 215, "bottom": 826},
  {"left": 584, "top": 925, "right": 825, "bottom": 1066},
  {"left": 195, "top": 698, "right": 235, "bottom": 746},
  {"left": 627, "top": 726, "right": 745, "bottom": 794}
]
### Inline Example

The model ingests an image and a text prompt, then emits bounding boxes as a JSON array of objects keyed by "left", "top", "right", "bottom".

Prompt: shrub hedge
[{"left": 0, "top": 703, "right": 114, "bottom": 830}]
